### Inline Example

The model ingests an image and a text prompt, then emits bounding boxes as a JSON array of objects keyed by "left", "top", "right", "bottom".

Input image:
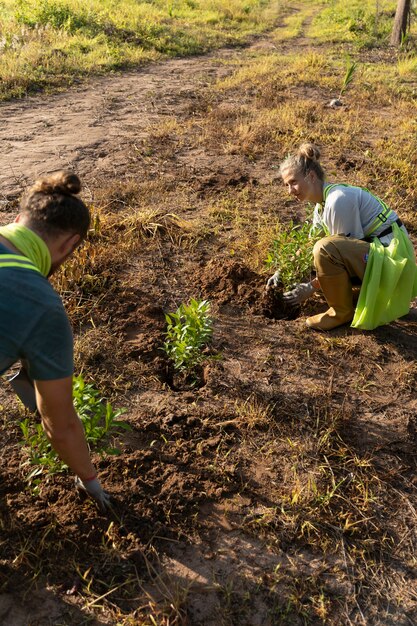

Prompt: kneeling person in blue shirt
[{"left": 0, "top": 170, "right": 110, "bottom": 510}]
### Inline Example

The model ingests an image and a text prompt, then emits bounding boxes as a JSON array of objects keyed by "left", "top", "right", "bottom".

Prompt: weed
[
  {"left": 234, "top": 394, "right": 275, "bottom": 430},
  {"left": 163, "top": 298, "right": 213, "bottom": 373}
]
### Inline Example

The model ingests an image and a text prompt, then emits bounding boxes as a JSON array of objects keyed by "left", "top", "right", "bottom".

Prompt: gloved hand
[
  {"left": 266, "top": 270, "right": 281, "bottom": 290},
  {"left": 75, "top": 476, "right": 112, "bottom": 511},
  {"left": 283, "top": 282, "right": 316, "bottom": 305}
]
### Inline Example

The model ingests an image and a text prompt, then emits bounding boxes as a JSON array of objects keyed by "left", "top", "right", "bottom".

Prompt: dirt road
[{"left": 0, "top": 46, "right": 253, "bottom": 200}]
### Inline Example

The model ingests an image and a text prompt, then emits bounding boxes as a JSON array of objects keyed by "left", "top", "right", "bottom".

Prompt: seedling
[
  {"left": 72, "top": 374, "right": 129, "bottom": 450},
  {"left": 265, "top": 219, "right": 314, "bottom": 290},
  {"left": 163, "top": 298, "right": 213, "bottom": 373},
  {"left": 19, "top": 374, "right": 129, "bottom": 488},
  {"left": 339, "top": 57, "right": 358, "bottom": 99}
]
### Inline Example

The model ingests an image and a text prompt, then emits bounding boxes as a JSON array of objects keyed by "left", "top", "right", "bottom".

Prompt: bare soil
[{"left": 0, "top": 16, "right": 416, "bottom": 626}]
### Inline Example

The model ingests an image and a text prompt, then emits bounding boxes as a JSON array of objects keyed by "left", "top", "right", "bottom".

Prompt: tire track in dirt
[{"left": 0, "top": 42, "right": 278, "bottom": 203}]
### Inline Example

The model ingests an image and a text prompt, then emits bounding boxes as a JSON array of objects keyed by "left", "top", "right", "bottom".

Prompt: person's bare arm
[
  {"left": 34, "top": 376, "right": 95, "bottom": 480},
  {"left": 34, "top": 376, "right": 111, "bottom": 510}
]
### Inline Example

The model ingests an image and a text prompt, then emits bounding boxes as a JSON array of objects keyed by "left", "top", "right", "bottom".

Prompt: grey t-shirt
[
  {"left": 313, "top": 184, "right": 405, "bottom": 245},
  {"left": 0, "top": 243, "right": 73, "bottom": 380}
]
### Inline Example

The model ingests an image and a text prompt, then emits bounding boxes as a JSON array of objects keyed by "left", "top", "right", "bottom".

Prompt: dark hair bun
[{"left": 32, "top": 170, "right": 81, "bottom": 196}]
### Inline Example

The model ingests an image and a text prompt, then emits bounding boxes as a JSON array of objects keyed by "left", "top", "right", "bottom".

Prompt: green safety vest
[
  {"left": 322, "top": 183, "right": 393, "bottom": 238},
  {"left": 0, "top": 253, "right": 41, "bottom": 273},
  {"left": 352, "top": 222, "right": 417, "bottom": 329}
]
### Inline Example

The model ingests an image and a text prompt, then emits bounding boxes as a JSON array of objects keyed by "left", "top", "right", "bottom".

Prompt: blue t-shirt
[{"left": 0, "top": 243, "right": 73, "bottom": 380}]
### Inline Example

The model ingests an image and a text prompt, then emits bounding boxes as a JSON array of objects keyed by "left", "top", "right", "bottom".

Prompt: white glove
[
  {"left": 283, "top": 282, "right": 316, "bottom": 305},
  {"left": 266, "top": 270, "right": 280, "bottom": 289},
  {"left": 75, "top": 476, "right": 112, "bottom": 511}
]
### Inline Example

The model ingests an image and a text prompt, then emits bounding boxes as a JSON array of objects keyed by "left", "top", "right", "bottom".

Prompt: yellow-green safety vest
[
  {"left": 322, "top": 184, "right": 393, "bottom": 238},
  {"left": 0, "top": 254, "right": 41, "bottom": 273}
]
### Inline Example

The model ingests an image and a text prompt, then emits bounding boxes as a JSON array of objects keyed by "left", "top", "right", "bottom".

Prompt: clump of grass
[
  {"left": 19, "top": 374, "right": 129, "bottom": 491},
  {"left": 234, "top": 394, "right": 275, "bottom": 430},
  {"left": 163, "top": 298, "right": 213, "bottom": 373}
]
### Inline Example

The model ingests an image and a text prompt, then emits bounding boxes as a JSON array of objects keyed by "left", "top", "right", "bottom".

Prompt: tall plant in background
[{"left": 163, "top": 299, "right": 213, "bottom": 373}]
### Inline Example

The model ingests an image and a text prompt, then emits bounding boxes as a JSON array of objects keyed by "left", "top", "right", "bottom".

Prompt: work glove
[
  {"left": 75, "top": 476, "right": 112, "bottom": 512},
  {"left": 266, "top": 270, "right": 281, "bottom": 290},
  {"left": 283, "top": 282, "right": 316, "bottom": 305}
]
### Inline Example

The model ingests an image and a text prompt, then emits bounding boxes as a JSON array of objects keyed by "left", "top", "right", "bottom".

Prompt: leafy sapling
[
  {"left": 163, "top": 298, "right": 213, "bottom": 373},
  {"left": 266, "top": 220, "right": 314, "bottom": 290},
  {"left": 19, "top": 374, "right": 129, "bottom": 489}
]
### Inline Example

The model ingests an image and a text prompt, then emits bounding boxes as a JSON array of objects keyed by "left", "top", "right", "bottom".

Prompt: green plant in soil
[
  {"left": 19, "top": 374, "right": 128, "bottom": 489},
  {"left": 339, "top": 56, "right": 358, "bottom": 99},
  {"left": 163, "top": 298, "right": 213, "bottom": 373},
  {"left": 72, "top": 374, "right": 129, "bottom": 448},
  {"left": 265, "top": 219, "right": 315, "bottom": 290}
]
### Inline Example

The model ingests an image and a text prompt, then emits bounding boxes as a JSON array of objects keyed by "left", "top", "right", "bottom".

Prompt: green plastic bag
[{"left": 352, "top": 223, "right": 417, "bottom": 330}]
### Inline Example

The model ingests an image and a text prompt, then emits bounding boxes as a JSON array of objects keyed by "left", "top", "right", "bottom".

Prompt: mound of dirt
[{"left": 197, "top": 258, "right": 299, "bottom": 319}]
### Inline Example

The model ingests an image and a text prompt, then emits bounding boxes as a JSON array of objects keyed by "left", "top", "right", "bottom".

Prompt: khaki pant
[{"left": 312, "top": 235, "right": 370, "bottom": 280}]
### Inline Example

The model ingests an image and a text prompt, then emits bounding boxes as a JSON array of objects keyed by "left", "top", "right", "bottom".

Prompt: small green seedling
[
  {"left": 72, "top": 374, "right": 129, "bottom": 452},
  {"left": 265, "top": 220, "right": 314, "bottom": 290},
  {"left": 339, "top": 58, "right": 358, "bottom": 99},
  {"left": 163, "top": 298, "right": 213, "bottom": 373},
  {"left": 19, "top": 374, "right": 129, "bottom": 489}
]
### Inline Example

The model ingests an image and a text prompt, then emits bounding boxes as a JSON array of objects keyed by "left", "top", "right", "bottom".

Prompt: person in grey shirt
[{"left": 266, "top": 142, "right": 416, "bottom": 331}]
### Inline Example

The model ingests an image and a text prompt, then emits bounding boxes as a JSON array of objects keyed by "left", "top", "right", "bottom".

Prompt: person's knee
[{"left": 312, "top": 236, "right": 334, "bottom": 264}]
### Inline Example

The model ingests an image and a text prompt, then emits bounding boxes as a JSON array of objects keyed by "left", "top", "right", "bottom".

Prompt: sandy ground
[{"left": 0, "top": 48, "right": 249, "bottom": 201}]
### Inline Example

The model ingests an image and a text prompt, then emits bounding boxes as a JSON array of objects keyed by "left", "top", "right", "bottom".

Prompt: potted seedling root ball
[{"left": 260, "top": 277, "right": 301, "bottom": 320}]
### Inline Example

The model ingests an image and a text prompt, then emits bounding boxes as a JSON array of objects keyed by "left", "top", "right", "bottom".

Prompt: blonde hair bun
[{"left": 298, "top": 143, "right": 321, "bottom": 162}]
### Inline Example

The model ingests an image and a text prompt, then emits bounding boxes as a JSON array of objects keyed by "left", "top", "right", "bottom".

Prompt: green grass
[
  {"left": 307, "top": 0, "right": 398, "bottom": 48},
  {"left": 0, "top": 0, "right": 282, "bottom": 100}
]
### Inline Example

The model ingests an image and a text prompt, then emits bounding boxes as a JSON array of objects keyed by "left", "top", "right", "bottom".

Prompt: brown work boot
[{"left": 306, "top": 273, "right": 354, "bottom": 331}]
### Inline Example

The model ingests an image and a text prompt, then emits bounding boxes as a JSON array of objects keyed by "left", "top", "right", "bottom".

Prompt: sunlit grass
[
  {"left": 0, "top": 0, "right": 284, "bottom": 100},
  {"left": 307, "top": 0, "right": 398, "bottom": 46},
  {"left": 397, "top": 54, "right": 417, "bottom": 78},
  {"left": 272, "top": 2, "right": 320, "bottom": 41}
]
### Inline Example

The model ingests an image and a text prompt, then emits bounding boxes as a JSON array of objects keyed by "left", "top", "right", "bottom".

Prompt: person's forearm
[{"left": 42, "top": 409, "right": 96, "bottom": 481}]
